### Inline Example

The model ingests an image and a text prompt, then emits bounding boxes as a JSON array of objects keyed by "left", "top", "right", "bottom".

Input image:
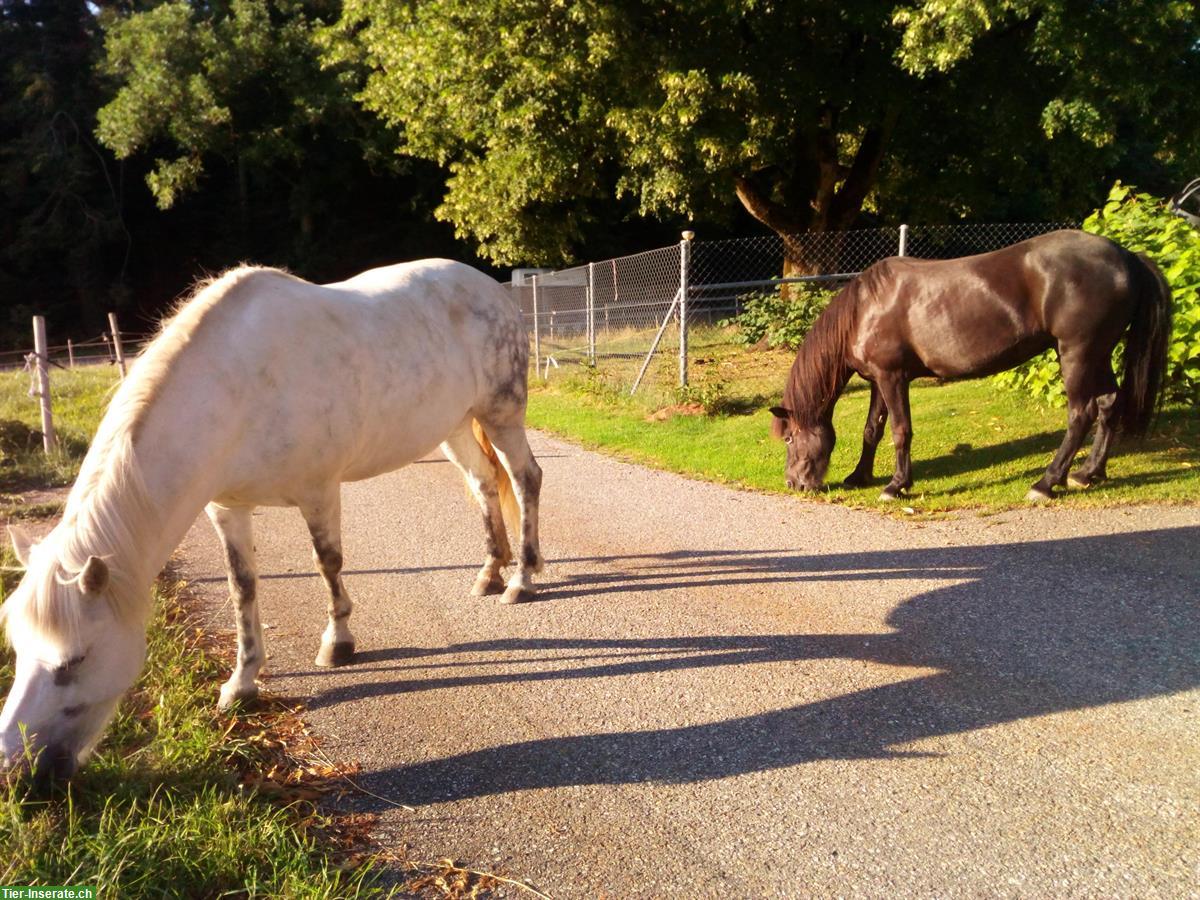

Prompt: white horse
[{"left": 0, "top": 259, "right": 543, "bottom": 779}]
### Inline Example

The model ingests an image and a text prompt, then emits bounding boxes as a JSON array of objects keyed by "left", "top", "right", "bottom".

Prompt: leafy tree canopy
[
  {"left": 96, "top": 0, "right": 397, "bottom": 211},
  {"left": 327, "top": 0, "right": 1200, "bottom": 266}
]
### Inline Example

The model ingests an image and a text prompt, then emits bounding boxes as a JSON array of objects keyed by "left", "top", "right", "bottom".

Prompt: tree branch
[{"left": 734, "top": 173, "right": 809, "bottom": 234}]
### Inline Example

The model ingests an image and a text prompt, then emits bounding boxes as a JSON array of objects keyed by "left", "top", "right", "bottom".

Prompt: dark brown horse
[{"left": 769, "top": 230, "right": 1172, "bottom": 501}]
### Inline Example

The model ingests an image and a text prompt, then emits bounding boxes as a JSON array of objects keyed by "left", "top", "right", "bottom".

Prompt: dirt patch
[{"left": 645, "top": 402, "right": 706, "bottom": 421}]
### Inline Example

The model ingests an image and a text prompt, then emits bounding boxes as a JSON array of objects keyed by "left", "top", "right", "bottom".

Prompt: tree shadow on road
[{"left": 303, "top": 526, "right": 1199, "bottom": 806}]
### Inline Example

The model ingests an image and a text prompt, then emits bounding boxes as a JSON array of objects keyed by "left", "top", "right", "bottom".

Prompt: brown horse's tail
[
  {"left": 1119, "top": 252, "right": 1173, "bottom": 436},
  {"left": 472, "top": 419, "right": 520, "bottom": 543}
]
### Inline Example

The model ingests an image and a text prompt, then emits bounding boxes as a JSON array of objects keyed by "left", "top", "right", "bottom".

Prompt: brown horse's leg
[
  {"left": 843, "top": 382, "right": 888, "bottom": 487},
  {"left": 1070, "top": 388, "right": 1120, "bottom": 487},
  {"left": 1029, "top": 353, "right": 1100, "bottom": 501},
  {"left": 877, "top": 375, "right": 914, "bottom": 501}
]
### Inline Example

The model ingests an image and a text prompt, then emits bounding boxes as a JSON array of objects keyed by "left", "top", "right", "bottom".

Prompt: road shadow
[{"left": 315, "top": 526, "right": 1199, "bottom": 806}]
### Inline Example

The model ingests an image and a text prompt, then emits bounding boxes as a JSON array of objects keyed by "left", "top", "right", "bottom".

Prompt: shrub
[
  {"left": 719, "top": 284, "right": 836, "bottom": 349},
  {"left": 993, "top": 183, "right": 1200, "bottom": 406}
]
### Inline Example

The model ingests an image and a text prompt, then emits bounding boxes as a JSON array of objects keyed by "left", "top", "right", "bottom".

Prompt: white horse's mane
[{"left": 2, "top": 265, "right": 299, "bottom": 647}]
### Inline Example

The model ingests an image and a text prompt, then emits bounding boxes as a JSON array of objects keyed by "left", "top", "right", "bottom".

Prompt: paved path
[{"left": 176, "top": 432, "right": 1199, "bottom": 899}]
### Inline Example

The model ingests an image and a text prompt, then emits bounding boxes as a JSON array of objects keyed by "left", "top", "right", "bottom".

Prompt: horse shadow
[
  {"left": 890, "top": 403, "right": 1199, "bottom": 486},
  {"left": 305, "top": 526, "right": 1199, "bottom": 807}
]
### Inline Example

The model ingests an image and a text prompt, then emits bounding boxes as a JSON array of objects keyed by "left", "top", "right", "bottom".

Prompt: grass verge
[
  {"left": 1, "top": 569, "right": 382, "bottom": 896},
  {"left": 527, "top": 341, "right": 1199, "bottom": 515}
]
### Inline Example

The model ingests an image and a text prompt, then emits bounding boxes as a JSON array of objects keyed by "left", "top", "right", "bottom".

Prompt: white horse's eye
[{"left": 50, "top": 654, "right": 87, "bottom": 685}]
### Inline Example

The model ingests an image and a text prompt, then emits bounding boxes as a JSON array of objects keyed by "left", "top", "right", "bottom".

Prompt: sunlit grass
[
  {"left": 528, "top": 340, "right": 1199, "bottom": 514},
  {"left": 0, "top": 366, "right": 121, "bottom": 493},
  {"left": 0, "top": 569, "right": 381, "bottom": 896}
]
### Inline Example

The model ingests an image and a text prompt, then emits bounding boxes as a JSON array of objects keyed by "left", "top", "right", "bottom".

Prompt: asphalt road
[{"left": 176, "top": 431, "right": 1199, "bottom": 899}]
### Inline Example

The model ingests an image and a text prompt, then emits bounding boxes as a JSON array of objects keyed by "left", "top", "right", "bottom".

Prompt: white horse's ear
[
  {"left": 8, "top": 525, "right": 35, "bottom": 567},
  {"left": 79, "top": 556, "right": 110, "bottom": 595}
]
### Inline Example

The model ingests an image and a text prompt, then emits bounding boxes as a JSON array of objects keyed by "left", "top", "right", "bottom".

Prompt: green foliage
[
  {"left": 97, "top": 0, "right": 368, "bottom": 211},
  {"left": 894, "top": 1, "right": 1199, "bottom": 152},
  {"left": 674, "top": 379, "right": 731, "bottom": 416},
  {"left": 0, "top": 1, "right": 130, "bottom": 340},
  {"left": 720, "top": 286, "right": 835, "bottom": 350},
  {"left": 994, "top": 184, "right": 1200, "bottom": 405},
  {"left": 327, "top": 0, "right": 1200, "bottom": 264}
]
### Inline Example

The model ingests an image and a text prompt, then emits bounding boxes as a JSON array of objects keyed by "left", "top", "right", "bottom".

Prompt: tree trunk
[{"left": 735, "top": 108, "right": 898, "bottom": 279}]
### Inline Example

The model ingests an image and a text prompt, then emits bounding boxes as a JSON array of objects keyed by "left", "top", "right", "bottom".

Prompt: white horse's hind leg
[
  {"left": 441, "top": 421, "right": 513, "bottom": 596},
  {"left": 206, "top": 503, "right": 265, "bottom": 709},
  {"left": 482, "top": 422, "right": 544, "bottom": 605},
  {"left": 299, "top": 490, "right": 356, "bottom": 667}
]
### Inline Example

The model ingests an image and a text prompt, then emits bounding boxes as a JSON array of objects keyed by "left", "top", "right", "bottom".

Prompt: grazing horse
[
  {"left": 0, "top": 259, "right": 543, "bottom": 779},
  {"left": 769, "top": 230, "right": 1172, "bottom": 501}
]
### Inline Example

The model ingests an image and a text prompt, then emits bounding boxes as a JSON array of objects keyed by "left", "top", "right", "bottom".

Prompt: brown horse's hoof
[
  {"left": 843, "top": 473, "right": 871, "bottom": 488},
  {"left": 315, "top": 641, "right": 356, "bottom": 667},
  {"left": 878, "top": 487, "right": 906, "bottom": 502},
  {"left": 1025, "top": 487, "right": 1054, "bottom": 503}
]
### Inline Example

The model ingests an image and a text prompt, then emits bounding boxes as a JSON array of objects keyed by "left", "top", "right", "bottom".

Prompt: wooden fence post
[
  {"left": 32, "top": 316, "right": 58, "bottom": 454},
  {"left": 108, "top": 311, "right": 127, "bottom": 379},
  {"left": 67, "top": 338, "right": 76, "bottom": 368}
]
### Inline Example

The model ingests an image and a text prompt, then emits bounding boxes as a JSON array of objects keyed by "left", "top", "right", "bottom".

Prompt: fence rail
[{"left": 509, "top": 221, "right": 1076, "bottom": 396}]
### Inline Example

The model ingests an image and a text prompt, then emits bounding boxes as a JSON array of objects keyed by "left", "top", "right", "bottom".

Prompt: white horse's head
[{"left": 0, "top": 525, "right": 146, "bottom": 780}]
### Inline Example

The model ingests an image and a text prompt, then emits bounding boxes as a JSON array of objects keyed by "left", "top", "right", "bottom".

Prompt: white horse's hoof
[
  {"left": 1067, "top": 475, "right": 1091, "bottom": 490},
  {"left": 1025, "top": 488, "right": 1053, "bottom": 503},
  {"left": 315, "top": 641, "right": 356, "bottom": 667},
  {"left": 218, "top": 683, "right": 258, "bottom": 711},
  {"left": 878, "top": 490, "right": 900, "bottom": 502},
  {"left": 471, "top": 574, "right": 506, "bottom": 597},
  {"left": 499, "top": 584, "right": 533, "bottom": 605}
]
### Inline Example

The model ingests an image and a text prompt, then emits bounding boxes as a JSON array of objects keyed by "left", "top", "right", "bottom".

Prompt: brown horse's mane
[{"left": 783, "top": 282, "right": 859, "bottom": 426}]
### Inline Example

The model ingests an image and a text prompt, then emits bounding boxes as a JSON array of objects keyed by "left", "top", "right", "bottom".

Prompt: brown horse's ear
[{"left": 769, "top": 406, "right": 791, "bottom": 440}]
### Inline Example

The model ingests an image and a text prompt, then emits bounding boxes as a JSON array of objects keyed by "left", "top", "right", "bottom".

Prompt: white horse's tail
[{"left": 471, "top": 419, "right": 520, "bottom": 548}]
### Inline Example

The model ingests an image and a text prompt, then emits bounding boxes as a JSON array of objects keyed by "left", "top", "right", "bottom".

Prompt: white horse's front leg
[
  {"left": 206, "top": 503, "right": 265, "bottom": 709},
  {"left": 299, "top": 490, "right": 356, "bottom": 667}
]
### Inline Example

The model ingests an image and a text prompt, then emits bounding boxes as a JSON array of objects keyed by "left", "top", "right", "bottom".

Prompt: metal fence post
[
  {"left": 531, "top": 274, "right": 541, "bottom": 377},
  {"left": 898, "top": 223, "right": 909, "bottom": 257},
  {"left": 31, "top": 316, "right": 58, "bottom": 454},
  {"left": 586, "top": 262, "right": 596, "bottom": 366},
  {"left": 108, "top": 311, "right": 127, "bottom": 379},
  {"left": 679, "top": 230, "right": 693, "bottom": 387}
]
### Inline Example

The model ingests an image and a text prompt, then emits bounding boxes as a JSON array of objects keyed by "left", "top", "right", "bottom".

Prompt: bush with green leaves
[
  {"left": 719, "top": 284, "right": 836, "bottom": 350},
  {"left": 993, "top": 183, "right": 1200, "bottom": 406}
]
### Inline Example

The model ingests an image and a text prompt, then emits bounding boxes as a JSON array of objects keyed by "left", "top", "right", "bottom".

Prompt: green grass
[
  {"left": 1, "top": 575, "right": 380, "bottom": 897},
  {"left": 528, "top": 340, "right": 1200, "bottom": 514},
  {"left": 0, "top": 366, "right": 121, "bottom": 494},
  {"left": 0, "top": 365, "right": 387, "bottom": 897}
]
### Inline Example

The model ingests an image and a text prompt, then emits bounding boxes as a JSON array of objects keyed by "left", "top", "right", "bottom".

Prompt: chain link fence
[{"left": 508, "top": 221, "right": 1077, "bottom": 396}]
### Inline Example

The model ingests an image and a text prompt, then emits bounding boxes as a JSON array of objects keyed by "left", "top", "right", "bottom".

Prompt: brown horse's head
[{"left": 770, "top": 406, "right": 835, "bottom": 491}]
